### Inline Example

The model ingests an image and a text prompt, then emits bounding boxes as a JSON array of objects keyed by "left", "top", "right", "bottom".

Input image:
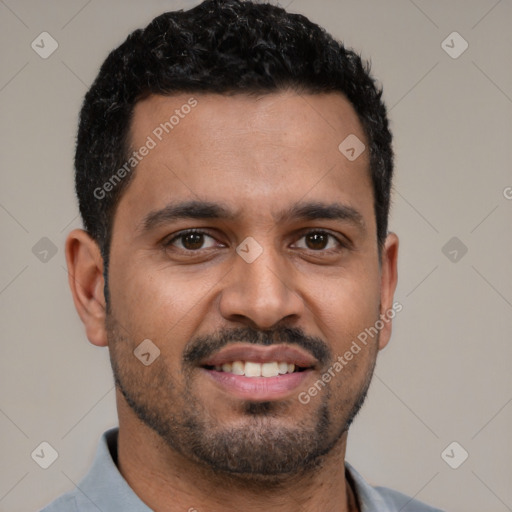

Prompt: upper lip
[{"left": 200, "top": 344, "right": 318, "bottom": 368}]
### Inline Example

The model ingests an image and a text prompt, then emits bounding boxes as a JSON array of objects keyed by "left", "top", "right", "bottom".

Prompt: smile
[
  {"left": 199, "top": 344, "right": 316, "bottom": 400},
  {"left": 204, "top": 360, "right": 306, "bottom": 377}
]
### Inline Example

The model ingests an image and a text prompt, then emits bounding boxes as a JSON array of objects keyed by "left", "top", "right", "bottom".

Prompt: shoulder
[
  {"left": 38, "top": 493, "right": 78, "bottom": 512},
  {"left": 372, "top": 485, "right": 446, "bottom": 512},
  {"left": 346, "top": 462, "right": 445, "bottom": 512},
  {"left": 36, "top": 428, "right": 119, "bottom": 512}
]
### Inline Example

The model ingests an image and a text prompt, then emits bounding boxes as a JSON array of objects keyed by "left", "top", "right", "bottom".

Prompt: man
[{"left": 41, "top": 1, "right": 444, "bottom": 510}]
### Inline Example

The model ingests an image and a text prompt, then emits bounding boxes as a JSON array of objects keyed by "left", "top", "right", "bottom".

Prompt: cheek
[
  {"left": 307, "top": 266, "right": 381, "bottom": 346},
  {"left": 108, "top": 259, "right": 223, "bottom": 346}
]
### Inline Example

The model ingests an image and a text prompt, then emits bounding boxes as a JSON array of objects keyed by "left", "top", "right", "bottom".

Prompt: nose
[{"left": 219, "top": 242, "right": 305, "bottom": 330}]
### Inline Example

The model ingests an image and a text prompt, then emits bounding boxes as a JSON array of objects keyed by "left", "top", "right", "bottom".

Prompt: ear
[
  {"left": 65, "top": 229, "right": 108, "bottom": 347},
  {"left": 377, "top": 232, "right": 399, "bottom": 350}
]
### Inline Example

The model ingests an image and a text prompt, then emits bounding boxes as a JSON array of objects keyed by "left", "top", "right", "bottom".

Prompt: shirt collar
[
  {"left": 345, "top": 461, "right": 395, "bottom": 512},
  {"left": 77, "top": 428, "right": 152, "bottom": 511}
]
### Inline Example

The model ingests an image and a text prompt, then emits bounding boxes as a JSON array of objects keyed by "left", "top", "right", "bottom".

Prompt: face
[{"left": 101, "top": 91, "right": 397, "bottom": 478}]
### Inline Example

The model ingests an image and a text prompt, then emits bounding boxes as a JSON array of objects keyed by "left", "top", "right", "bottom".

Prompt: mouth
[{"left": 198, "top": 344, "right": 316, "bottom": 401}]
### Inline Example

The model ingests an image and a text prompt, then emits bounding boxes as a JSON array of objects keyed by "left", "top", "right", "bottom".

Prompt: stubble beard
[{"left": 107, "top": 312, "right": 377, "bottom": 481}]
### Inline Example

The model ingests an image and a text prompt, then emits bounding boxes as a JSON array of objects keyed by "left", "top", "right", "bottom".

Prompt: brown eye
[
  {"left": 165, "top": 230, "right": 218, "bottom": 251},
  {"left": 294, "top": 231, "right": 341, "bottom": 251},
  {"left": 181, "top": 232, "right": 205, "bottom": 250},
  {"left": 305, "top": 232, "right": 329, "bottom": 250}
]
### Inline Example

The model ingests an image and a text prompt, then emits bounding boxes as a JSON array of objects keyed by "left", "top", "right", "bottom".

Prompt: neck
[{"left": 116, "top": 397, "right": 359, "bottom": 512}]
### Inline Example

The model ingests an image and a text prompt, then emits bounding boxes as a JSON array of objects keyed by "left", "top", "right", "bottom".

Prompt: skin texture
[{"left": 66, "top": 91, "right": 399, "bottom": 512}]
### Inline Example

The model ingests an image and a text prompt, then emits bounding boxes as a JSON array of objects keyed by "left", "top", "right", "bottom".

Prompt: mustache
[{"left": 183, "top": 326, "right": 332, "bottom": 367}]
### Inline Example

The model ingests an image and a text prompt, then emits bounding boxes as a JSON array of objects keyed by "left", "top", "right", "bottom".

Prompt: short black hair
[{"left": 75, "top": 0, "right": 393, "bottom": 296}]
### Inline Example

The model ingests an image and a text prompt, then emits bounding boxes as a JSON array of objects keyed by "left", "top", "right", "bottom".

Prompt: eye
[
  {"left": 293, "top": 230, "right": 344, "bottom": 251},
  {"left": 163, "top": 229, "right": 346, "bottom": 254},
  {"left": 164, "top": 229, "right": 219, "bottom": 251}
]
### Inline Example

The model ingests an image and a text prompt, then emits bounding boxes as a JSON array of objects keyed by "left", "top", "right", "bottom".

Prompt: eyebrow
[{"left": 138, "top": 199, "right": 366, "bottom": 235}]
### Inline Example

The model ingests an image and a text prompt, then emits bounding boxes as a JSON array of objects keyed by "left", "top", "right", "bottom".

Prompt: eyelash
[{"left": 163, "top": 228, "right": 347, "bottom": 253}]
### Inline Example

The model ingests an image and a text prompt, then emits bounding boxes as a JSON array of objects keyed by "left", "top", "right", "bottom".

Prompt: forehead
[
  {"left": 131, "top": 91, "right": 366, "bottom": 157},
  {"left": 116, "top": 91, "right": 374, "bottom": 233}
]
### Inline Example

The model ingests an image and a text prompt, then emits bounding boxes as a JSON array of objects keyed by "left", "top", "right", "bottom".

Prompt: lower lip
[{"left": 201, "top": 368, "right": 313, "bottom": 401}]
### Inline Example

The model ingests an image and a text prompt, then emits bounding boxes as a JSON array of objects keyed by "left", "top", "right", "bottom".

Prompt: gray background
[{"left": 1, "top": 1, "right": 511, "bottom": 511}]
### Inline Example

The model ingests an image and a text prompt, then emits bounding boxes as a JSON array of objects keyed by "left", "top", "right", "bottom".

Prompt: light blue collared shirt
[{"left": 39, "top": 428, "right": 444, "bottom": 512}]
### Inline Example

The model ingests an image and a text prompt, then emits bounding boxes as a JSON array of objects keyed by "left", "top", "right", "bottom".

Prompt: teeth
[
  {"left": 278, "top": 362, "right": 288, "bottom": 374},
  {"left": 213, "top": 361, "right": 301, "bottom": 377},
  {"left": 261, "top": 362, "right": 279, "bottom": 377},
  {"left": 244, "top": 362, "right": 261, "bottom": 377},
  {"left": 231, "top": 360, "right": 245, "bottom": 375}
]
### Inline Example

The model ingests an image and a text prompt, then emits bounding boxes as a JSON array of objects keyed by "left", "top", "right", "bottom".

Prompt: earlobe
[
  {"left": 377, "top": 232, "right": 399, "bottom": 351},
  {"left": 65, "top": 229, "right": 108, "bottom": 347}
]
